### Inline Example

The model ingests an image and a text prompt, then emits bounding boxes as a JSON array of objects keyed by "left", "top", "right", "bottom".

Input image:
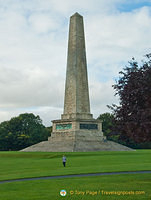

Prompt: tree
[
  {"left": 98, "top": 113, "right": 114, "bottom": 137},
  {"left": 98, "top": 112, "right": 120, "bottom": 143},
  {"left": 0, "top": 113, "right": 51, "bottom": 150},
  {"left": 109, "top": 54, "right": 151, "bottom": 145}
]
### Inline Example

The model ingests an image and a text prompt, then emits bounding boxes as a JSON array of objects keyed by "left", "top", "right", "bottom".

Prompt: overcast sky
[{"left": 0, "top": 0, "right": 151, "bottom": 126}]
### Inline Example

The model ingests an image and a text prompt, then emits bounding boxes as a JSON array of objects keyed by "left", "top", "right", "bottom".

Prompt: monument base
[
  {"left": 21, "top": 118, "right": 133, "bottom": 152},
  {"left": 20, "top": 136, "right": 133, "bottom": 152},
  {"left": 49, "top": 118, "right": 106, "bottom": 151},
  {"left": 51, "top": 118, "right": 104, "bottom": 136}
]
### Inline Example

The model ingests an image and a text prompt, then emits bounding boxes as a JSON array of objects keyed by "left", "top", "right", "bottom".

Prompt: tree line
[{"left": 0, "top": 113, "right": 51, "bottom": 151}]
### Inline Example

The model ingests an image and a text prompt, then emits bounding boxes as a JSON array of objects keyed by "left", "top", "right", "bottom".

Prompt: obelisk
[
  {"left": 62, "top": 12, "right": 93, "bottom": 120},
  {"left": 21, "top": 13, "right": 132, "bottom": 152},
  {"left": 51, "top": 12, "right": 104, "bottom": 149}
]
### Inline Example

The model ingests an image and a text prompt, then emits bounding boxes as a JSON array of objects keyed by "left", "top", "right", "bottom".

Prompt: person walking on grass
[{"left": 62, "top": 155, "right": 67, "bottom": 167}]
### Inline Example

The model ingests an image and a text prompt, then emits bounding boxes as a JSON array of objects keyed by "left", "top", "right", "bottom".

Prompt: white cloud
[
  {"left": 0, "top": 0, "right": 151, "bottom": 126},
  {"left": 28, "top": 13, "right": 58, "bottom": 33},
  {"left": 36, "top": 0, "right": 120, "bottom": 15},
  {"left": 86, "top": 6, "right": 151, "bottom": 82},
  {"left": 89, "top": 80, "right": 119, "bottom": 119}
]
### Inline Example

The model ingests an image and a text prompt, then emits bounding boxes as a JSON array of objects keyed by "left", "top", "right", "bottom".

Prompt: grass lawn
[
  {"left": 0, "top": 174, "right": 150, "bottom": 200},
  {"left": 0, "top": 150, "right": 150, "bottom": 199},
  {"left": 0, "top": 150, "right": 150, "bottom": 181}
]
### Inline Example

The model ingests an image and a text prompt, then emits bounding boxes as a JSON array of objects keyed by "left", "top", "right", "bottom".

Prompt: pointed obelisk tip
[{"left": 71, "top": 12, "right": 82, "bottom": 18}]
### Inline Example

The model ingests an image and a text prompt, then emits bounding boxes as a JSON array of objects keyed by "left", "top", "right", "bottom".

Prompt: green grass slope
[
  {"left": 0, "top": 150, "right": 150, "bottom": 200},
  {"left": 0, "top": 150, "right": 150, "bottom": 181}
]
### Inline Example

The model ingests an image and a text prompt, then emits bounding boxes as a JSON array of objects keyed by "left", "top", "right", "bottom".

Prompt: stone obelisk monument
[
  {"left": 21, "top": 13, "right": 132, "bottom": 152},
  {"left": 51, "top": 12, "right": 105, "bottom": 151},
  {"left": 62, "top": 12, "right": 92, "bottom": 120}
]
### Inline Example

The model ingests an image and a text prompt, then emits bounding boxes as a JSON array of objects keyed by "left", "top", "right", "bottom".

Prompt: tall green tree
[
  {"left": 109, "top": 54, "right": 151, "bottom": 145},
  {"left": 98, "top": 113, "right": 114, "bottom": 137},
  {"left": 0, "top": 113, "right": 50, "bottom": 150}
]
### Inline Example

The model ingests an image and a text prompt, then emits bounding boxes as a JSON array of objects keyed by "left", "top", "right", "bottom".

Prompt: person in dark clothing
[{"left": 62, "top": 155, "right": 67, "bottom": 167}]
